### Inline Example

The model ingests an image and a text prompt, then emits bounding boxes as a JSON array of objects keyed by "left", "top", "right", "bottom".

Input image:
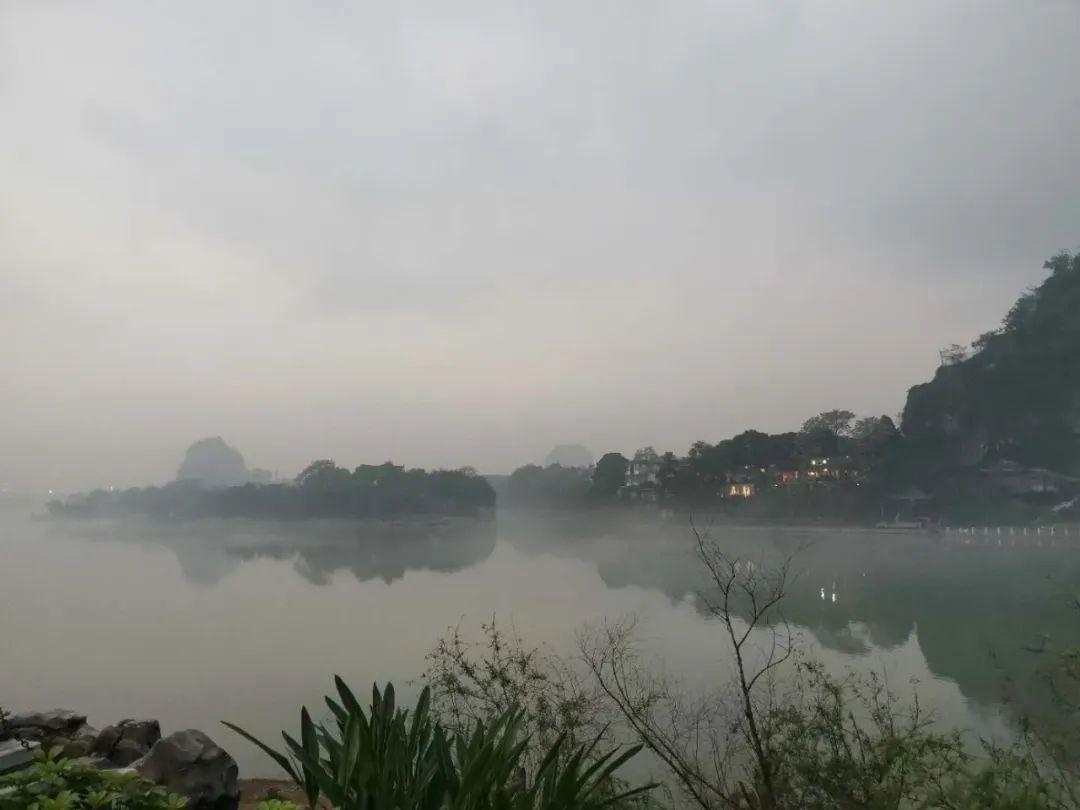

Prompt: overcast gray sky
[{"left": 3, "top": 0, "right": 1079, "bottom": 491}]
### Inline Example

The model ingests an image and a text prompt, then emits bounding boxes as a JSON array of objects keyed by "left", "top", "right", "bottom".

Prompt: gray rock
[
  {"left": 8, "top": 710, "right": 86, "bottom": 736},
  {"left": 60, "top": 735, "right": 96, "bottom": 759},
  {"left": 56, "top": 723, "right": 100, "bottom": 759},
  {"left": 73, "top": 724, "right": 99, "bottom": 741},
  {"left": 94, "top": 719, "right": 161, "bottom": 760},
  {"left": 135, "top": 730, "right": 238, "bottom": 810},
  {"left": 0, "top": 739, "right": 40, "bottom": 775},
  {"left": 109, "top": 738, "right": 147, "bottom": 767},
  {"left": 9, "top": 727, "right": 47, "bottom": 743},
  {"left": 116, "top": 719, "right": 161, "bottom": 750}
]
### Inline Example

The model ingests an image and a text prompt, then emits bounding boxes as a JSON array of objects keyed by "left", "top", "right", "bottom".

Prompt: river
[{"left": 3, "top": 500, "right": 1078, "bottom": 777}]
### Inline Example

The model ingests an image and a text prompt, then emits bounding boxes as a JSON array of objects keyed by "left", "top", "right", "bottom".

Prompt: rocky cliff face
[{"left": 901, "top": 251, "right": 1080, "bottom": 482}]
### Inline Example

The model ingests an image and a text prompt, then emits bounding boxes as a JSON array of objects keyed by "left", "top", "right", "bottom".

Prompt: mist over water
[
  {"left": 3, "top": 4, "right": 1079, "bottom": 805},
  {"left": 5, "top": 500, "right": 1066, "bottom": 777}
]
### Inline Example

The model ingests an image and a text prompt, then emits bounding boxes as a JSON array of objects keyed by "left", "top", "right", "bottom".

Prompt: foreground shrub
[
  {"left": 423, "top": 618, "right": 605, "bottom": 774},
  {"left": 765, "top": 661, "right": 969, "bottom": 808},
  {"left": 580, "top": 532, "right": 1080, "bottom": 809},
  {"left": 0, "top": 749, "right": 187, "bottom": 810},
  {"left": 225, "top": 678, "right": 652, "bottom": 810}
]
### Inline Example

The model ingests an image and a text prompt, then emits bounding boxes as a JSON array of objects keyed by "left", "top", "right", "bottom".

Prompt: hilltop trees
[
  {"left": 591, "top": 453, "right": 629, "bottom": 499},
  {"left": 801, "top": 410, "right": 856, "bottom": 437},
  {"left": 902, "top": 249, "right": 1080, "bottom": 478},
  {"left": 852, "top": 415, "right": 895, "bottom": 440},
  {"left": 631, "top": 446, "right": 660, "bottom": 468},
  {"left": 292, "top": 460, "right": 495, "bottom": 517},
  {"left": 504, "top": 409, "right": 898, "bottom": 515},
  {"left": 49, "top": 459, "right": 495, "bottom": 520},
  {"left": 505, "top": 464, "right": 592, "bottom": 507}
]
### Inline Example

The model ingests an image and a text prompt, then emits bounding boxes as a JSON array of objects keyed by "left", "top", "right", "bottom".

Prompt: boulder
[
  {"left": 59, "top": 725, "right": 99, "bottom": 760},
  {"left": 94, "top": 719, "right": 162, "bottom": 763},
  {"left": 110, "top": 738, "right": 147, "bottom": 766},
  {"left": 136, "top": 730, "right": 238, "bottom": 810},
  {"left": 8, "top": 710, "right": 86, "bottom": 737},
  {"left": 7, "top": 710, "right": 87, "bottom": 747}
]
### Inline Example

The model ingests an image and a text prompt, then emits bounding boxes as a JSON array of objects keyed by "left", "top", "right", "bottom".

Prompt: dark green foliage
[
  {"left": 759, "top": 661, "right": 1074, "bottom": 809},
  {"left": 48, "top": 461, "right": 495, "bottom": 521},
  {"left": 764, "top": 662, "right": 969, "bottom": 809},
  {"left": 224, "top": 679, "right": 651, "bottom": 810},
  {"left": 583, "top": 536, "right": 1080, "bottom": 810},
  {"left": 801, "top": 410, "right": 856, "bottom": 437},
  {"left": 946, "top": 746, "right": 1065, "bottom": 810},
  {"left": 0, "top": 750, "right": 187, "bottom": 810},
  {"left": 591, "top": 454, "right": 629, "bottom": 500},
  {"left": 506, "top": 465, "right": 593, "bottom": 507},
  {"left": 507, "top": 420, "right": 895, "bottom": 519},
  {"left": 423, "top": 620, "right": 603, "bottom": 775},
  {"left": 257, "top": 801, "right": 300, "bottom": 810}
]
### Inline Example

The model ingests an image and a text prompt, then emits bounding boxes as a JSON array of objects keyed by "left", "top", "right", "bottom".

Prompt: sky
[{"left": 2, "top": 0, "right": 1079, "bottom": 491}]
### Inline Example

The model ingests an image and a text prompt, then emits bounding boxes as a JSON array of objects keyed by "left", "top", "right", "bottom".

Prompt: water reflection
[
  {"left": 35, "top": 507, "right": 1080, "bottom": 720},
  {"left": 4, "top": 504, "right": 1074, "bottom": 775},
  {"left": 43, "top": 515, "right": 498, "bottom": 586},
  {"left": 499, "top": 510, "right": 1080, "bottom": 730}
]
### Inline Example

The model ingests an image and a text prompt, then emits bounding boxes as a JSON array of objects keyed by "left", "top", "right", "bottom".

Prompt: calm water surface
[{"left": 3, "top": 501, "right": 1078, "bottom": 776}]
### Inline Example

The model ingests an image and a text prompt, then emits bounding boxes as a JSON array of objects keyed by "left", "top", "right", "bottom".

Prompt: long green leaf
[
  {"left": 336, "top": 675, "right": 364, "bottom": 717},
  {"left": 220, "top": 721, "right": 299, "bottom": 783}
]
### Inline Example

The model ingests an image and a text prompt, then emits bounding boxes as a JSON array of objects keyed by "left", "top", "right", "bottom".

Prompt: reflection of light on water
[{"left": 821, "top": 585, "right": 839, "bottom": 603}]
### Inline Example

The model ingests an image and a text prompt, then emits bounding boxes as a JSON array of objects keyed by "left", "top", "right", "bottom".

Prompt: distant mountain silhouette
[
  {"left": 176, "top": 437, "right": 251, "bottom": 488},
  {"left": 544, "top": 444, "right": 594, "bottom": 468}
]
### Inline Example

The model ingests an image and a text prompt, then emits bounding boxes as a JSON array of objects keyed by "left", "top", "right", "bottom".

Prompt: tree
[
  {"left": 423, "top": 619, "right": 605, "bottom": 774},
  {"left": 687, "top": 441, "right": 731, "bottom": 489},
  {"left": 591, "top": 452, "right": 628, "bottom": 499},
  {"left": 506, "top": 463, "right": 592, "bottom": 507},
  {"left": 51, "top": 459, "right": 494, "bottom": 520},
  {"left": 296, "top": 459, "right": 342, "bottom": 488},
  {"left": 581, "top": 531, "right": 978, "bottom": 810},
  {"left": 632, "top": 446, "right": 660, "bottom": 466},
  {"left": 656, "top": 451, "right": 681, "bottom": 497},
  {"left": 972, "top": 330, "right": 1002, "bottom": 353},
  {"left": 851, "top": 415, "right": 896, "bottom": 441},
  {"left": 798, "top": 427, "right": 840, "bottom": 459},
  {"left": 939, "top": 344, "right": 969, "bottom": 366},
  {"left": 800, "top": 410, "right": 856, "bottom": 437}
]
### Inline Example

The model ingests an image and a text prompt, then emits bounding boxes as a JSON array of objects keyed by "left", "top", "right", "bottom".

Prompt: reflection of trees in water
[
  {"left": 499, "top": 511, "right": 1080, "bottom": 729},
  {"left": 49, "top": 516, "right": 498, "bottom": 587},
  {"left": 231, "top": 519, "right": 499, "bottom": 586}
]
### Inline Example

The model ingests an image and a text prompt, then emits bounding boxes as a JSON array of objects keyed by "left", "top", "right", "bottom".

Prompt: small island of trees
[{"left": 48, "top": 459, "right": 495, "bottom": 521}]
